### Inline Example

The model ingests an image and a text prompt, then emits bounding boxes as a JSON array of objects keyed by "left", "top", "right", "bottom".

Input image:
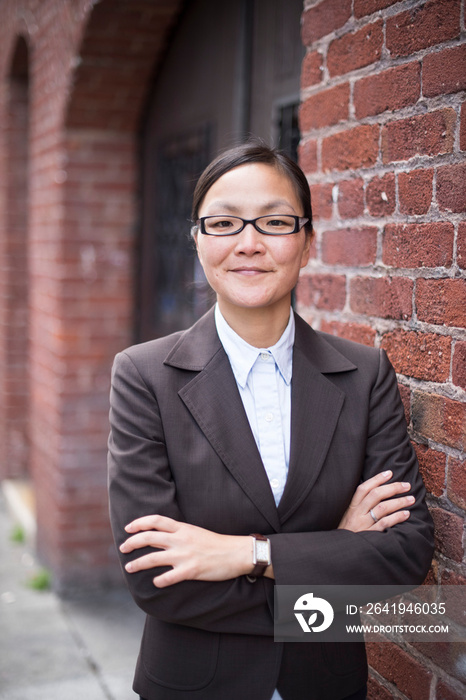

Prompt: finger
[
  {"left": 364, "top": 481, "right": 412, "bottom": 512},
  {"left": 120, "top": 530, "right": 171, "bottom": 553},
  {"left": 369, "top": 495, "right": 415, "bottom": 523},
  {"left": 124, "top": 514, "right": 180, "bottom": 534},
  {"left": 125, "top": 550, "right": 175, "bottom": 573},
  {"left": 350, "top": 470, "right": 393, "bottom": 507},
  {"left": 153, "top": 566, "right": 188, "bottom": 588},
  {"left": 369, "top": 509, "right": 411, "bottom": 532}
]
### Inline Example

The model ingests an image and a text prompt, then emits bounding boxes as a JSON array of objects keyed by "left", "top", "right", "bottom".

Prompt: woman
[{"left": 108, "top": 142, "right": 434, "bottom": 700}]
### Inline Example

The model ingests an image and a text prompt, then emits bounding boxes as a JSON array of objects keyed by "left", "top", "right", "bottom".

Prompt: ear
[
  {"left": 193, "top": 231, "right": 204, "bottom": 267},
  {"left": 191, "top": 224, "right": 200, "bottom": 251},
  {"left": 300, "top": 230, "right": 313, "bottom": 269}
]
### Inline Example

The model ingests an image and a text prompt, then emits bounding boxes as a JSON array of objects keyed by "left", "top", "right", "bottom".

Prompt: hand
[
  {"left": 120, "top": 515, "right": 254, "bottom": 588},
  {"left": 337, "top": 470, "right": 415, "bottom": 532}
]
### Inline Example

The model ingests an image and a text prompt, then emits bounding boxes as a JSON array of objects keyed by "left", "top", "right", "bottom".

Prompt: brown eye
[
  {"left": 202, "top": 216, "right": 243, "bottom": 235},
  {"left": 257, "top": 215, "right": 296, "bottom": 234}
]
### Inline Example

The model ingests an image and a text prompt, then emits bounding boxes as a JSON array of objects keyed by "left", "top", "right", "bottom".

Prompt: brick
[
  {"left": 452, "top": 341, "right": 466, "bottom": 390},
  {"left": 458, "top": 223, "right": 466, "bottom": 270},
  {"left": 413, "top": 444, "right": 446, "bottom": 497},
  {"left": 300, "top": 83, "right": 349, "bottom": 130},
  {"left": 366, "top": 640, "right": 432, "bottom": 700},
  {"left": 327, "top": 20, "right": 383, "bottom": 77},
  {"left": 301, "top": 50, "right": 323, "bottom": 89},
  {"left": 423, "top": 44, "right": 466, "bottom": 97},
  {"left": 386, "top": 0, "right": 461, "bottom": 58},
  {"left": 320, "top": 320, "right": 376, "bottom": 347},
  {"left": 366, "top": 674, "right": 394, "bottom": 700},
  {"left": 398, "top": 383, "right": 411, "bottom": 426},
  {"left": 440, "top": 569, "right": 463, "bottom": 594},
  {"left": 398, "top": 169, "right": 433, "bottom": 215},
  {"left": 437, "top": 679, "right": 466, "bottom": 700},
  {"left": 432, "top": 506, "right": 464, "bottom": 561},
  {"left": 416, "top": 279, "right": 466, "bottom": 328},
  {"left": 436, "top": 163, "right": 466, "bottom": 214},
  {"left": 423, "top": 563, "right": 439, "bottom": 587},
  {"left": 382, "top": 109, "right": 456, "bottom": 163},
  {"left": 354, "top": 0, "right": 399, "bottom": 17},
  {"left": 412, "top": 391, "right": 466, "bottom": 450},
  {"left": 301, "top": 0, "right": 352, "bottom": 45},
  {"left": 447, "top": 457, "right": 466, "bottom": 510},
  {"left": 323, "top": 124, "right": 379, "bottom": 172},
  {"left": 440, "top": 569, "right": 466, "bottom": 628},
  {"left": 354, "top": 62, "right": 421, "bottom": 119},
  {"left": 366, "top": 173, "right": 396, "bottom": 217},
  {"left": 337, "top": 178, "right": 365, "bottom": 219},
  {"left": 382, "top": 223, "right": 454, "bottom": 268},
  {"left": 297, "top": 274, "right": 346, "bottom": 311},
  {"left": 412, "top": 642, "right": 466, "bottom": 684},
  {"left": 350, "top": 276, "right": 413, "bottom": 320},
  {"left": 298, "top": 139, "right": 318, "bottom": 174},
  {"left": 381, "top": 329, "right": 451, "bottom": 382},
  {"left": 310, "top": 183, "right": 334, "bottom": 220},
  {"left": 461, "top": 101, "right": 466, "bottom": 151},
  {"left": 321, "top": 227, "right": 378, "bottom": 266}
]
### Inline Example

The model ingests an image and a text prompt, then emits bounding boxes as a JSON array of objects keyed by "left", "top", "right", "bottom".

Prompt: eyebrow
[{"left": 203, "top": 200, "right": 297, "bottom": 213}]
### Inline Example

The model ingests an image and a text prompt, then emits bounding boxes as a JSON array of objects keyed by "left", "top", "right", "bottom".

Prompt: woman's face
[{"left": 195, "top": 163, "right": 310, "bottom": 320}]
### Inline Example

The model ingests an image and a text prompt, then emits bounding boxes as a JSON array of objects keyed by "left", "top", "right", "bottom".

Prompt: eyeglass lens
[{"left": 202, "top": 215, "right": 300, "bottom": 235}]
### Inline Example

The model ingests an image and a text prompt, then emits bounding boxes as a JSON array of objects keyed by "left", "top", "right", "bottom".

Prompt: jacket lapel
[
  {"left": 277, "top": 315, "right": 357, "bottom": 523},
  {"left": 164, "top": 309, "right": 357, "bottom": 531},
  {"left": 164, "top": 309, "right": 281, "bottom": 532}
]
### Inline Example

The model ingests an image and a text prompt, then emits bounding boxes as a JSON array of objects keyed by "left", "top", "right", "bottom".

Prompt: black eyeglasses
[{"left": 195, "top": 215, "right": 309, "bottom": 236}]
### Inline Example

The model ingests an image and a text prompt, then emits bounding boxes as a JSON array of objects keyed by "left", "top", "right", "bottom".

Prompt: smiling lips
[{"left": 230, "top": 267, "right": 270, "bottom": 275}]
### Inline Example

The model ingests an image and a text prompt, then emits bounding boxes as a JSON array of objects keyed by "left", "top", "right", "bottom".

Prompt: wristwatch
[{"left": 249, "top": 533, "right": 271, "bottom": 580}]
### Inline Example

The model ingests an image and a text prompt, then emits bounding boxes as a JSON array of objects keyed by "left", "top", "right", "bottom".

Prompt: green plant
[
  {"left": 27, "top": 568, "right": 52, "bottom": 591},
  {"left": 10, "top": 524, "right": 25, "bottom": 543}
]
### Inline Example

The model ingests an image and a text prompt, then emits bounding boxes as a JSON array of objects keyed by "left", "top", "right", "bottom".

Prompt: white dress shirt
[
  {"left": 215, "top": 304, "right": 293, "bottom": 700},
  {"left": 214, "top": 304, "right": 293, "bottom": 505}
]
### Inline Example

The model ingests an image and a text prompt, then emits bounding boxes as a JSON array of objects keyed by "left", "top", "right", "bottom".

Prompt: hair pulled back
[{"left": 191, "top": 139, "right": 313, "bottom": 234}]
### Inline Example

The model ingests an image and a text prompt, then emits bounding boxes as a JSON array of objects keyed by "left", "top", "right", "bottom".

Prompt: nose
[{"left": 233, "top": 222, "right": 266, "bottom": 255}]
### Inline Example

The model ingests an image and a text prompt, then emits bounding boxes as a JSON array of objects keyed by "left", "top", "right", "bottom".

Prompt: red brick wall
[
  {"left": 0, "top": 0, "right": 183, "bottom": 590},
  {"left": 298, "top": 0, "right": 465, "bottom": 697},
  {"left": 0, "top": 38, "right": 30, "bottom": 479}
]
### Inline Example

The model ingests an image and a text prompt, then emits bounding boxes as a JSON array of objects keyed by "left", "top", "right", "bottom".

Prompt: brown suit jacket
[{"left": 108, "top": 308, "right": 434, "bottom": 700}]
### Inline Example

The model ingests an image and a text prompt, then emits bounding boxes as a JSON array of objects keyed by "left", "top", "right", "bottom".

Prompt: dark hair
[{"left": 191, "top": 139, "right": 313, "bottom": 234}]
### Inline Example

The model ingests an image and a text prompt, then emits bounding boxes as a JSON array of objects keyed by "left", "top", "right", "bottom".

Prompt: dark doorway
[{"left": 138, "top": 0, "right": 304, "bottom": 341}]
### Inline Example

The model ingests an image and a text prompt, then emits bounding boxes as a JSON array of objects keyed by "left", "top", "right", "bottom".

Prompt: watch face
[{"left": 256, "top": 539, "right": 270, "bottom": 564}]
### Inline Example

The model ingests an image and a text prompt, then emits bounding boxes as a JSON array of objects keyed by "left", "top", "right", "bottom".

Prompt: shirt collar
[{"left": 214, "top": 303, "right": 295, "bottom": 388}]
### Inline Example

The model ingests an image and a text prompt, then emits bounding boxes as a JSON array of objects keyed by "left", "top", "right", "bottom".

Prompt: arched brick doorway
[{"left": 35, "top": 0, "right": 184, "bottom": 590}]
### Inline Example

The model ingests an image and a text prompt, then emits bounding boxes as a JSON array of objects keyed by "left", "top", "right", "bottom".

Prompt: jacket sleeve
[
  {"left": 108, "top": 350, "right": 275, "bottom": 636},
  {"left": 270, "top": 349, "right": 434, "bottom": 587}
]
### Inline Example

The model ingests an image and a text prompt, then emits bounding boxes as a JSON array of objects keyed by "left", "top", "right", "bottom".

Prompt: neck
[{"left": 217, "top": 299, "right": 291, "bottom": 347}]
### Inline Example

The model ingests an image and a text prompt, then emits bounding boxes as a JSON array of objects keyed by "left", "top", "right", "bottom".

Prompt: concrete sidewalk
[{"left": 0, "top": 490, "right": 145, "bottom": 699}]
